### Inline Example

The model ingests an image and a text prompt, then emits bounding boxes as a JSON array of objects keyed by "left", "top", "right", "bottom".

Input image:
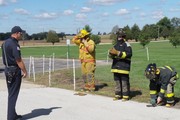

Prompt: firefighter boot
[
  {"left": 81, "top": 84, "right": 90, "bottom": 92},
  {"left": 113, "top": 95, "right": 122, "bottom": 101},
  {"left": 122, "top": 96, "right": 129, "bottom": 102},
  {"left": 165, "top": 103, "right": 174, "bottom": 108},
  {"left": 89, "top": 84, "right": 95, "bottom": 91}
]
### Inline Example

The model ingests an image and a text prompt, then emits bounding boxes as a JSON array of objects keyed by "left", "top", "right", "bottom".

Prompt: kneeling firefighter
[
  {"left": 145, "top": 63, "right": 179, "bottom": 107},
  {"left": 109, "top": 29, "right": 132, "bottom": 101},
  {"left": 72, "top": 29, "right": 96, "bottom": 91}
]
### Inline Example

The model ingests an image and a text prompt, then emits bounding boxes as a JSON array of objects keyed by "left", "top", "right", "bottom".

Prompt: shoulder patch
[{"left": 125, "top": 42, "right": 131, "bottom": 47}]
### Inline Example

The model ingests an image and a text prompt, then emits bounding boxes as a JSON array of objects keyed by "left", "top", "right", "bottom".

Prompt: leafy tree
[
  {"left": 111, "top": 25, "right": 119, "bottom": 34},
  {"left": 138, "top": 25, "right": 151, "bottom": 48},
  {"left": 47, "top": 30, "right": 59, "bottom": 45},
  {"left": 169, "top": 27, "right": 180, "bottom": 48},
  {"left": 157, "top": 17, "right": 172, "bottom": 29},
  {"left": 138, "top": 33, "right": 150, "bottom": 48},
  {"left": 123, "top": 25, "right": 132, "bottom": 40},
  {"left": 58, "top": 32, "right": 66, "bottom": 40},
  {"left": 148, "top": 24, "right": 159, "bottom": 40},
  {"left": 161, "top": 27, "right": 171, "bottom": 39},
  {"left": 83, "top": 25, "right": 101, "bottom": 45},
  {"left": 169, "top": 35, "right": 180, "bottom": 48},
  {"left": 131, "top": 24, "right": 140, "bottom": 42},
  {"left": 84, "top": 24, "right": 92, "bottom": 33},
  {"left": 171, "top": 17, "right": 180, "bottom": 28},
  {"left": 90, "top": 34, "right": 101, "bottom": 44}
]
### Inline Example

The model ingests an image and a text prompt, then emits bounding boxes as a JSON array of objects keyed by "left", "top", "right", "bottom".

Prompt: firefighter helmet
[
  {"left": 116, "top": 28, "right": 126, "bottom": 38},
  {"left": 78, "top": 29, "right": 90, "bottom": 38},
  {"left": 145, "top": 63, "right": 157, "bottom": 80}
]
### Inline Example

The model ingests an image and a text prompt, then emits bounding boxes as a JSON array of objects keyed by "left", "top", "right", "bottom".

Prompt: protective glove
[
  {"left": 108, "top": 52, "right": 114, "bottom": 59},
  {"left": 109, "top": 48, "right": 120, "bottom": 56},
  {"left": 157, "top": 96, "right": 162, "bottom": 104},
  {"left": 150, "top": 99, "right": 157, "bottom": 107}
]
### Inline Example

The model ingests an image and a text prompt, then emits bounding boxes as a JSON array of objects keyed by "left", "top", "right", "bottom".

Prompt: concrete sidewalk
[{"left": 0, "top": 79, "right": 180, "bottom": 120}]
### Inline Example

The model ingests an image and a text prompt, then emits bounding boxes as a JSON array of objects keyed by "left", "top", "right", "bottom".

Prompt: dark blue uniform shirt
[{"left": 2, "top": 37, "right": 21, "bottom": 66}]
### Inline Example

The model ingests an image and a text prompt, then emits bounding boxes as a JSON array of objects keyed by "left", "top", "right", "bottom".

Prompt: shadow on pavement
[
  {"left": 130, "top": 90, "right": 142, "bottom": 99},
  {"left": 22, "top": 107, "right": 62, "bottom": 120}
]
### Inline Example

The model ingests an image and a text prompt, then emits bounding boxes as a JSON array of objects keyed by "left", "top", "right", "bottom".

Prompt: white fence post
[
  {"left": 52, "top": 53, "right": 55, "bottom": 72},
  {"left": 49, "top": 57, "right": 52, "bottom": 86},
  {"left": 32, "top": 57, "right": 36, "bottom": 82},
  {"left": 146, "top": 47, "right": 149, "bottom": 61},
  {"left": 107, "top": 50, "right": 109, "bottom": 64},
  {"left": 67, "top": 52, "right": 69, "bottom": 69},
  {"left": 73, "top": 59, "right": 76, "bottom": 91},
  {"left": 43, "top": 55, "right": 45, "bottom": 75},
  {"left": 28, "top": 56, "right": 32, "bottom": 78}
]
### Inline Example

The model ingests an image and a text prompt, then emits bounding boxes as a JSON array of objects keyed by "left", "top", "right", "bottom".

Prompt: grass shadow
[
  {"left": 130, "top": 90, "right": 142, "bottom": 99},
  {"left": 95, "top": 83, "right": 108, "bottom": 91}
]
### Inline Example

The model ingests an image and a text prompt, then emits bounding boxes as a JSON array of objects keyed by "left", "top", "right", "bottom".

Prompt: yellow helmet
[{"left": 78, "top": 29, "right": 90, "bottom": 38}]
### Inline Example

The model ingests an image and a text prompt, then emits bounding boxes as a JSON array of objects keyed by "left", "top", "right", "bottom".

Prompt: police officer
[
  {"left": 109, "top": 29, "right": 132, "bottom": 101},
  {"left": 145, "top": 63, "right": 178, "bottom": 107},
  {"left": 1, "top": 26, "right": 27, "bottom": 120}
]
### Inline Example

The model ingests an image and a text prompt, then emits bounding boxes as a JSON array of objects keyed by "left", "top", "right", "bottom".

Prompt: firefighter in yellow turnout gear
[
  {"left": 72, "top": 29, "right": 96, "bottom": 91},
  {"left": 109, "top": 29, "right": 132, "bottom": 101},
  {"left": 145, "top": 63, "right": 179, "bottom": 107}
]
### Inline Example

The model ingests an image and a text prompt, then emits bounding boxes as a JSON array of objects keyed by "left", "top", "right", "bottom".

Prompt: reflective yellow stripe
[
  {"left": 123, "top": 96, "right": 129, "bottom": 99},
  {"left": 176, "top": 74, "right": 179, "bottom": 79},
  {"left": 150, "top": 90, "right": 157, "bottom": 95},
  {"left": 165, "top": 66, "right": 173, "bottom": 71},
  {"left": 111, "top": 69, "right": 129, "bottom": 74},
  {"left": 166, "top": 93, "right": 174, "bottom": 98},
  {"left": 121, "top": 52, "right": 126, "bottom": 59},
  {"left": 160, "top": 89, "right": 165, "bottom": 93}
]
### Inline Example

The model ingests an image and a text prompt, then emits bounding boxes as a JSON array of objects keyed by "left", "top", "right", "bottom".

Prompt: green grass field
[{"left": 1, "top": 41, "right": 180, "bottom": 105}]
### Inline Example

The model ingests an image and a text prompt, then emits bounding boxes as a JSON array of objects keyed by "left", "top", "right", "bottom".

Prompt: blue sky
[{"left": 0, "top": 0, "right": 180, "bottom": 35}]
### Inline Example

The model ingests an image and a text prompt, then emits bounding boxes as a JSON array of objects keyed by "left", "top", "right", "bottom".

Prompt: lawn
[{"left": 1, "top": 40, "right": 180, "bottom": 107}]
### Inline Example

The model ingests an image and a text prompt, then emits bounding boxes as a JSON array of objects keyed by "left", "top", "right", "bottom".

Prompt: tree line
[
  {"left": 0, "top": 16, "right": 180, "bottom": 47},
  {"left": 110, "top": 17, "right": 180, "bottom": 48}
]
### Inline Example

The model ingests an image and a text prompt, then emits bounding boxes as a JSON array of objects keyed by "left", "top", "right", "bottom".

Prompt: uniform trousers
[{"left": 5, "top": 67, "right": 22, "bottom": 120}]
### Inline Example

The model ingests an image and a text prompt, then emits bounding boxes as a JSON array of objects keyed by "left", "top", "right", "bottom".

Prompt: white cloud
[
  {"left": 169, "top": 8, "right": 180, "bottom": 12},
  {"left": 14, "top": 8, "right": 30, "bottom": 15},
  {"left": 89, "top": 0, "right": 127, "bottom": 5},
  {"left": 11, "top": 0, "right": 17, "bottom": 3},
  {"left": 76, "top": 13, "right": 87, "bottom": 21},
  {"left": 0, "top": 0, "right": 17, "bottom": 5},
  {"left": 0, "top": 0, "right": 7, "bottom": 6},
  {"left": 0, "top": 14, "right": 8, "bottom": 19},
  {"left": 133, "top": 7, "right": 140, "bottom": 11},
  {"left": 152, "top": 10, "right": 164, "bottom": 19},
  {"left": 63, "top": 10, "right": 74, "bottom": 15},
  {"left": 140, "top": 12, "right": 146, "bottom": 17},
  {"left": 102, "top": 12, "right": 109, "bottom": 16},
  {"left": 34, "top": 12, "right": 58, "bottom": 19},
  {"left": 115, "top": 9, "right": 130, "bottom": 15},
  {"left": 81, "top": 7, "right": 92, "bottom": 13}
]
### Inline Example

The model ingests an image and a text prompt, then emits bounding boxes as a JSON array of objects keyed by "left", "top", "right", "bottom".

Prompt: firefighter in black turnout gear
[
  {"left": 145, "top": 63, "right": 178, "bottom": 107},
  {"left": 109, "top": 29, "right": 132, "bottom": 101}
]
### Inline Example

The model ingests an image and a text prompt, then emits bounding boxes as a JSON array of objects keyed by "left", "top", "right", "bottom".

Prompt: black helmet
[
  {"left": 145, "top": 63, "right": 157, "bottom": 80},
  {"left": 116, "top": 28, "right": 126, "bottom": 38}
]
